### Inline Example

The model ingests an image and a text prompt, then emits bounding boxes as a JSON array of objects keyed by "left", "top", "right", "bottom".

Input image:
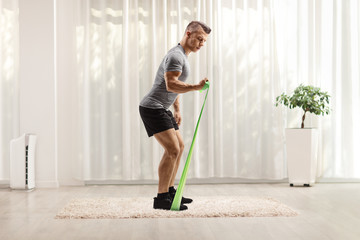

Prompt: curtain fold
[
  {"left": 65, "top": 0, "right": 360, "bottom": 181},
  {"left": 0, "top": 0, "right": 19, "bottom": 182}
]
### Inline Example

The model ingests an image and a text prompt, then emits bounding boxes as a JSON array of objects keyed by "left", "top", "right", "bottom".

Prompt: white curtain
[
  {"left": 0, "top": 0, "right": 19, "bottom": 182},
  {"left": 274, "top": 0, "right": 360, "bottom": 178},
  {"left": 65, "top": 0, "right": 360, "bottom": 182}
]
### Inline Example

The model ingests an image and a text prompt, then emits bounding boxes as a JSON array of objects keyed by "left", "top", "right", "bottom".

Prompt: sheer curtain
[
  {"left": 274, "top": 0, "right": 360, "bottom": 178},
  {"left": 0, "top": 0, "right": 19, "bottom": 182},
  {"left": 65, "top": 0, "right": 360, "bottom": 182}
]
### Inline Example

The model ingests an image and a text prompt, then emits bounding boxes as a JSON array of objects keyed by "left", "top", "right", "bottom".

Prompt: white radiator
[{"left": 10, "top": 134, "right": 37, "bottom": 190}]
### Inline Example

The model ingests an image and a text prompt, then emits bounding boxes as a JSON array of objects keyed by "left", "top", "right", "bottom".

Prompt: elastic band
[{"left": 171, "top": 82, "right": 210, "bottom": 211}]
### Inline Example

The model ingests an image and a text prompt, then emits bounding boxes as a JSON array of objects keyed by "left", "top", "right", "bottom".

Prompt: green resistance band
[{"left": 171, "top": 81, "right": 210, "bottom": 211}]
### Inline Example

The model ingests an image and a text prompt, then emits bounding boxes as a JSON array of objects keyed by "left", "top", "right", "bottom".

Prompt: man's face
[{"left": 186, "top": 29, "right": 208, "bottom": 53}]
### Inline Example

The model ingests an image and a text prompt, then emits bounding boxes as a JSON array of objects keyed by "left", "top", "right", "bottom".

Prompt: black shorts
[{"left": 139, "top": 106, "right": 179, "bottom": 137}]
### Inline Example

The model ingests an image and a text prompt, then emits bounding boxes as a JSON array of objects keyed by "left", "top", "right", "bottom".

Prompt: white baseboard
[
  {"left": 58, "top": 179, "right": 85, "bottom": 186},
  {"left": 85, "top": 179, "right": 158, "bottom": 185},
  {"left": 85, "top": 178, "right": 289, "bottom": 185},
  {"left": 0, "top": 180, "right": 10, "bottom": 189},
  {"left": 186, "top": 178, "right": 289, "bottom": 184},
  {"left": 85, "top": 177, "right": 360, "bottom": 185},
  {"left": 3, "top": 178, "right": 360, "bottom": 188},
  {"left": 316, "top": 178, "right": 360, "bottom": 183},
  {"left": 1, "top": 179, "right": 59, "bottom": 188},
  {"left": 35, "top": 180, "right": 59, "bottom": 188}
]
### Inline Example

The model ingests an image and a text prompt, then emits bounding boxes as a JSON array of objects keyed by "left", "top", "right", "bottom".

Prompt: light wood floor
[{"left": 0, "top": 183, "right": 359, "bottom": 240}]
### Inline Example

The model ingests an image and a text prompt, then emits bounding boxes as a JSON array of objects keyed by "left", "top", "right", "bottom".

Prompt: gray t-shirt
[{"left": 140, "top": 44, "right": 190, "bottom": 109}]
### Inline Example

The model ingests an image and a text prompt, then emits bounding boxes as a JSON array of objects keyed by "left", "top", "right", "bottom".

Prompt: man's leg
[
  {"left": 153, "top": 128, "right": 188, "bottom": 210},
  {"left": 168, "top": 130, "right": 193, "bottom": 204},
  {"left": 154, "top": 128, "right": 180, "bottom": 193},
  {"left": 169, "top": 130, "right": 184, "bottom": 187}
]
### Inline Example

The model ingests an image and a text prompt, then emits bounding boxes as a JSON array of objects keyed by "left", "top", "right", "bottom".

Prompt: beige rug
[{"left": 55, "top": 196, "right": 298, "bottom": 219}]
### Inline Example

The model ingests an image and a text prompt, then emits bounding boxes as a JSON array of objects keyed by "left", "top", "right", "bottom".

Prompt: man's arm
[
  {"left": 173, "top": 96, "right": 181, "bottom": 126},
  {"left": 173, "top": 96, "right": 180, "bottom": 112},
  {"left": 165, "top": 71, "right": 207, "bottom": 93}
]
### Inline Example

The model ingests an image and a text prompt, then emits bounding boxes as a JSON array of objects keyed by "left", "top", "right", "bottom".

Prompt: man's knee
[
  {"left": 175, "top": 132, "right": 185, "bottom": 153},
  {"left": 167, "top": 145, "right": 180, "bottom": 159},
  {"left": 179, "top": 140, "right": 184, "bottom": 153}
]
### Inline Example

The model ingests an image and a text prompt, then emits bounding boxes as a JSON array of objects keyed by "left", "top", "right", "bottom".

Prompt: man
[{"left": 139, "top": 21, "right": 211, "bottom": 211}]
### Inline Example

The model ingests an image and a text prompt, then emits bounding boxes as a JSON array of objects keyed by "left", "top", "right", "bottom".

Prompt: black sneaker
[
  {"left": 153, "top": 194, "right": 188, "bottom": 211},
  {"left": 169, "top": 191, "right": 193, "bottom": 204}
]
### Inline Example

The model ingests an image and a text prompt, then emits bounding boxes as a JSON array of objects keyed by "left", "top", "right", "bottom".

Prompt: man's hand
[
  {"left": 174, "top": 111, "right": 182, "bottom": 126},
  {"left": 196, "top": 78, "right": 209, "bottom": 90}
]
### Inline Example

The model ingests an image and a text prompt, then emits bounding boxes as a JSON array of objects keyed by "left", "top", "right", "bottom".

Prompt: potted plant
[{"left": 275, "top": 84, "right": 331, "bottom": 187}]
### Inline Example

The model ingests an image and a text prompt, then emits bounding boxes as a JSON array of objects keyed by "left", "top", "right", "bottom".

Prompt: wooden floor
[{"left": 0, "top": 183, "right": 359, "bottom": 240}]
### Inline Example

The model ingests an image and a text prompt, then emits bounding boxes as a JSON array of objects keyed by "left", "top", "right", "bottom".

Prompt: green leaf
[{"left": 274, "top": 84, "right": 331, "bottom": 126}]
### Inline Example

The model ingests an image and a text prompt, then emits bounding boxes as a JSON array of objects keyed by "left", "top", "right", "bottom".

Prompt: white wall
[{"left": 19, "top": 0, "right": 58, "bottom": 187}]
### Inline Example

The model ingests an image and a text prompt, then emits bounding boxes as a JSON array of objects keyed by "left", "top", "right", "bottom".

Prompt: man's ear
[{"left": 186, "top": 31, "right": 191, "bottom": 38}]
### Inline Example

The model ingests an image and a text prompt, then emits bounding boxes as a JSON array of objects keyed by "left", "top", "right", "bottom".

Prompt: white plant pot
[{"left": 285, "top": 128, "right": 318, "bottom": 187}]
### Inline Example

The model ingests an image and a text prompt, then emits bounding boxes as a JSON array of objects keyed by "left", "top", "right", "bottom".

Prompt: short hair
[{"left": 185, "top": 21, "right": 211, "bottom": 34}]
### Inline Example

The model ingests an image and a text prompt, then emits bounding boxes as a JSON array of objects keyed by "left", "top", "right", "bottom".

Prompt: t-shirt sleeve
[{"left": 164, "top": 53, "right": 183, "bottom": 72}]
